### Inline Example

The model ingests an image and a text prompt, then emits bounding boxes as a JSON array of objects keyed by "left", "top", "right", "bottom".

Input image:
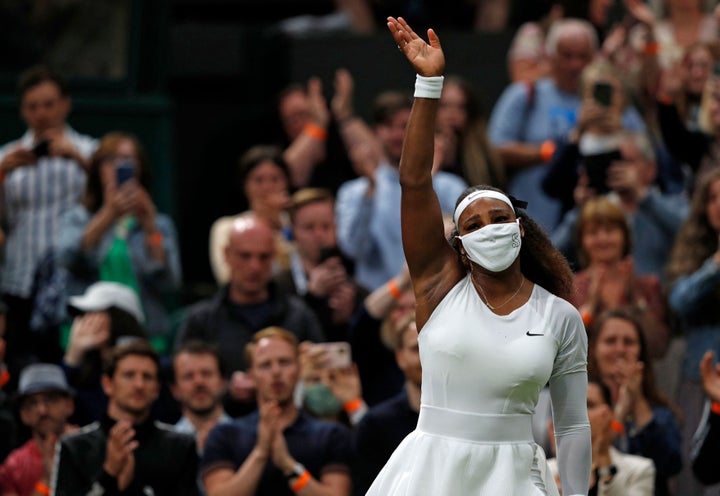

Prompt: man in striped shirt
[{"left": 0, "top": 65, "right": 97, "bottom": 386}]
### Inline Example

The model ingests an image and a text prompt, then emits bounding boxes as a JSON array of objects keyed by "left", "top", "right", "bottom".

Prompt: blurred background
[{"left": 0, "top": 0, "right": 621, "bottom": 300}]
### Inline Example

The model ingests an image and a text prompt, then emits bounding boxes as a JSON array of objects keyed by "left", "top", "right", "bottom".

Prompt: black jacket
[
  {"left": 692, "top": 404, "right": 720, "bottom": 485},
  {"left": 175, "top": 283, "right": 325, "bottom": 374},
  {"left": 53, "top": 414, "right": 200, "bottom": 496}
]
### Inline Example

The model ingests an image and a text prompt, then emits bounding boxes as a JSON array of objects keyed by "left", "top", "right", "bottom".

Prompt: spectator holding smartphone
[
  {"left": 551, "top": 131, "right": 688, "bottom": 282},
  {"left": 275, "top": 188, "right": 369, "bottom": 342},
  {"left": 0, "top": 65, "right": 97, "bottom": 383},
  {"left": 541, "top": 58, "right": 638, "bottom": 219},
  {"left": 57, "top": 132, "right": 182, "bottom": 354},
  {"left": 297, "top": 341, "right": 367, "bottom": 427}
]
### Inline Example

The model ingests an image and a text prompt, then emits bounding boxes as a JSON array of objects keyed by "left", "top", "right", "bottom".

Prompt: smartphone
[
  {"left": 318, "top": 246, "right": 343, "bottom": 263},
  {"left": 32, "top": 139, "right": 50, "bottom": 158},
  {"left": 582, "top": 149, "right": 622, "bottom": 195},
  {"left": 314, "top": 342, "right": 352, "bottom": 369},
  {"left": 115, "top": 160, "right": 135, "bottom": 185},
  {"left": 592, "top": 81, "right": 614, "bottom": 107}
]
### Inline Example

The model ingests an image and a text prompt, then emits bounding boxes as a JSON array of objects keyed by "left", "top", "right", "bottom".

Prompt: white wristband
[{"left": 414, "top": 74, "right": 444, "bottom": 99}]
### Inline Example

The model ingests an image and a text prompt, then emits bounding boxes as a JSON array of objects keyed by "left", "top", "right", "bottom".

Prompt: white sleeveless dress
[{"left": 366, "top": 275, "right": 587, "bottom": 495}]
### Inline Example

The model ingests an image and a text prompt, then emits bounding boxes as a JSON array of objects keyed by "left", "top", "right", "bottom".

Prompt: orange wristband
[
  {"left": 643, "top": 42, "right": 659, "bottom": 55},
  {"left": 34, "top": 481, "right": 50, "bottom": 496},
  {"left": 387, "top": 279, "right": 402, "bottom": 300},
  {"left": 611, "top": 419, "right": 625, "bottom": 434},
  {"left": 290, "top": 470, "right": 311, "bottom": 492},
  {"left": 711, "top": 402, "right": 720, "bottom": 415},
  {"left": 540, "top": 140, "right": 556, "bottom": 163},
  {"left": 580, "top": 311, "right": 593, "bottom": 327},
  {"left": 147, "top": 231, "right": 163, "bottom": 247},
  {"left": 303, "top": 123, "right": 328, "bottom": 141},
  {"left": 343, "top": 398, "right": 363, "bottom": 414}
]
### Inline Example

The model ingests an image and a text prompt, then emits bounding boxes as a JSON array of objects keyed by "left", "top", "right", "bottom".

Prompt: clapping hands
[
  {"left": 104, "top": 420, "right": 138, "bottom": 491},
  {"left": 256, "top": 397, "right": 295, "bottom": 472}
]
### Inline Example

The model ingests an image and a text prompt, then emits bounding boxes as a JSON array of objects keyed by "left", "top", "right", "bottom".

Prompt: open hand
[
  {"left": 387, "top": 17, "right": 445, "bottom": 77},
  {"left": 331, "top": 68, "right": 355, "bottom": 124},
  {"left": 307, "top": 76, "right": 330, "bottom": 129},
  {"left": 65, "top": 313, "right": 111, "bottom": 366},
  {"left": 623, "top": 0, "right": 656, "bottom": 27}
]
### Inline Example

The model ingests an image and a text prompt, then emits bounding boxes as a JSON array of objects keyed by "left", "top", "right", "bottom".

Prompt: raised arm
[{"left": 386, "top": 17, "right": 463, "bottom": 320}]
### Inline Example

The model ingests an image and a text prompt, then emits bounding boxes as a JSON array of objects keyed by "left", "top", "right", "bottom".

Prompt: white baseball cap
[{"left": 67, "top": 281, "right": 145, "bottom": 324}]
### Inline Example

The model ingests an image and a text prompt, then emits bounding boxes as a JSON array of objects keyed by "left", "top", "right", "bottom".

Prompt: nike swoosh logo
[{"left": 526, "top": 331, "right": 544, "bottom": 336}]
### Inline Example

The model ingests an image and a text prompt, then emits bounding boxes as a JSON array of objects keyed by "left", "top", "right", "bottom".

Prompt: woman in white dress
[{"left": 369, "top": 17, "right": 592, "bottom": 495}]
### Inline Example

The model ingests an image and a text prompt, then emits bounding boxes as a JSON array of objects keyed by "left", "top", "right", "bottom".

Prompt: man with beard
[
  {"left": 0, "top": 364, "right": 75, "bottom": 496},
  {"left": 171, "top": 340, "right": 231, "bottom": 454},
  {"left": 53, "top": 339, "right": 200, "bottom": 495}
]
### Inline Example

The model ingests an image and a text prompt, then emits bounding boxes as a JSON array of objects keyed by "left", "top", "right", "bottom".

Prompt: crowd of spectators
[{"left": 2, "top": 1, "right": 720, "bottom": 494}]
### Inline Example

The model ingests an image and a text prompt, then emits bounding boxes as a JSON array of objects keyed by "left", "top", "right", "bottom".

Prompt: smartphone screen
[
  {"left": 314, "top": 342, "right": 352, "bottom": 369},
  {"left": 115, "top": 161, "right": 135, "bottom": 185},
  {"left": 592, "top": 82, "right": 614, "bottom": 107}
]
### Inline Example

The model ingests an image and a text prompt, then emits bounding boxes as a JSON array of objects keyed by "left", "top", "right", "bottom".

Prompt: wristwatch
[{"left": 284, "top": 462, "right": 306, "bottom": 481}]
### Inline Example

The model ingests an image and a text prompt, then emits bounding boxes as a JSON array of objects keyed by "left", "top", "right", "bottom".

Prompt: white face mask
[{"left": 457, "top": 219, "right": 522, "bottom": 272}]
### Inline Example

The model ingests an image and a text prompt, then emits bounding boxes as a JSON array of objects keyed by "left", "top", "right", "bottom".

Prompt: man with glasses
[{"left": 0, "top": 363, "right": 75, "bottom": 496}]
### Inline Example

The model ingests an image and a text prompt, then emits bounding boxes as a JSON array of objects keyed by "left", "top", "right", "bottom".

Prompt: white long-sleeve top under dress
[{"left": 366, "top": 275, "right": 591, "bottom": 496}]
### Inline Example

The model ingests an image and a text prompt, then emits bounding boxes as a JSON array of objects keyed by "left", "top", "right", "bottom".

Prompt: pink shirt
[{"left": 0, "top": 439, "right": 43, "bottom": 496}]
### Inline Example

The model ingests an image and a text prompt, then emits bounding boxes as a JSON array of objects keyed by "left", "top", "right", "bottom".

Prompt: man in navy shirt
[{"left": 201, "top": 327, "right": 353, "bottom": 495}]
